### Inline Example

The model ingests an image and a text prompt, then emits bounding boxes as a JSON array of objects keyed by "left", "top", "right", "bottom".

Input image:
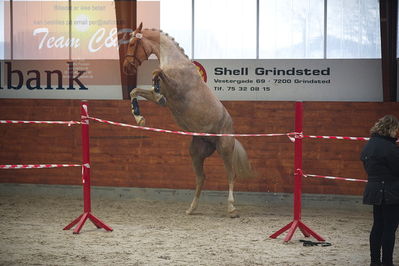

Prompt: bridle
[{"left": 125, "top": 32, "right": 149, "bottom": 66}]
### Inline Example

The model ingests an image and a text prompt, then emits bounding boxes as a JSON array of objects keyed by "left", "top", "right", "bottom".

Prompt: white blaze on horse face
[{"left": 129, "top": 32, "right": 143, "bottom": 43}]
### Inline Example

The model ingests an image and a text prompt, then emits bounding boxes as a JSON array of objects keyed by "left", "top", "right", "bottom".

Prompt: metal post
[
  {"left": 269, "top": 101, "right": 325, "bottom": 242},
  {"left": 293, "top": 101, "right": 303, "bottom": 221},
  {"left": 63, "top": 101, "right": 113, "bottom": 234},
  {"left": 81, "top": 101, "right": 91, "bottom": 213}
]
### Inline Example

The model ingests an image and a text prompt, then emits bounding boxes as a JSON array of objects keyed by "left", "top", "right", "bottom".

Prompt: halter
[{"left": 125, "top": 32, "right": 149, "bottom": 66}]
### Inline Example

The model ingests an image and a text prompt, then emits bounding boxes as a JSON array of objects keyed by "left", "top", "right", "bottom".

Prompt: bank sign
[
  {"left": 0, "top": 60, "right": 122, "bottom": 99},
  {"left": 191, "top": 59, "right": 383, "bottom": 101}
]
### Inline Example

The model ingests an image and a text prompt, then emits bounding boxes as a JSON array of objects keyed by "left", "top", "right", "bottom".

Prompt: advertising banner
[
  {"left": 0, "top": 1, "right": 138, "bottom": 99},
  {"left": 0, "top": 59, "right": 122, "bottom": 99},
  {"left": 137, "top": 59, "right": 383, "bottom": 102},
  {"left": 1, "top": 1, "right": 384, "bottom": 101},
  {"left": 196, "top": 59, "right": 382, "bottom": 101}
]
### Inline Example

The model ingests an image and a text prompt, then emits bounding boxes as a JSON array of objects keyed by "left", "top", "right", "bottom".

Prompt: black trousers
[{"left": 370, "top": 204, "right": 399, "bottom": 265}]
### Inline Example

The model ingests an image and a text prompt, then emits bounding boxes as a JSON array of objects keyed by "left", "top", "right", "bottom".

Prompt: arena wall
[{"left": 0, "top": 99, "right": 398, "bottom": 196}]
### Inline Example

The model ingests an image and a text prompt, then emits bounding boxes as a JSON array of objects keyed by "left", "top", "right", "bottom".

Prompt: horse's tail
[{"left": 232, "top": 139, "right": 255, "bottom": 179}]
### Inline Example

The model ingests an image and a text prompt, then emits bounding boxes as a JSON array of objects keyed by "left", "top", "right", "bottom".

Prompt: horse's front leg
[{"left": 130, "top": 88, "right": 167, "bottom": 126}]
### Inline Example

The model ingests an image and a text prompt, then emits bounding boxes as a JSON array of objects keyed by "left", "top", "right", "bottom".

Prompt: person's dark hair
[{"left": 370, "top": 115, "right": 399, "bottom": 137}]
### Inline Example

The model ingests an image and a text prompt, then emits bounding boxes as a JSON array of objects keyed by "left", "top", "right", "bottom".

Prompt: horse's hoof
[
  {"left": 185, "top": 209, "right": 194, "bottom": 215},
  {"left": 229, "top": 210, "right": 240, "bottom": 218},
  {"left": 134, "top": 115, "right": 145, "bottom": 126},
  {"left": 137, "top": 118, "right": 145, "bottom": 126}
]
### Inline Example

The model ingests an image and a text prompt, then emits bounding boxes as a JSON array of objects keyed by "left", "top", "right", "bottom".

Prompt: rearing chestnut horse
[{"left": 123, "top": 23, "right": 253, "bottom": 218}]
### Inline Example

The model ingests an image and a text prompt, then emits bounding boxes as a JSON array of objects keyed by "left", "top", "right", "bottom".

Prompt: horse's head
[{"left": 123, "top": 22, "right": 152, "bottom": 75}]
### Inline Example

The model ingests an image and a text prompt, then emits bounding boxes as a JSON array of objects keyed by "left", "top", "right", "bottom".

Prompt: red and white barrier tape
[
  {"left": 303, "top": 173, "right": 367, "bottom": 183},
  {"left": 0, "top": 164, "right": 81, "bottom": 169},
  {"left": 0, "top": 118, "right": 384, "bottom": 143},
  {"left": 89, "top": 116, "right": 290, "bottom": 138},
  {"left": 303, "top": 134, "right": 369, "bottom": 141},
  {"left": 0, "top": 120, "right": 81, "bottom": 126}
]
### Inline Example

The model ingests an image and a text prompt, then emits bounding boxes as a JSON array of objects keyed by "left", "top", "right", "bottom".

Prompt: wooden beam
[
  {"left": 114, "top": 0, "right": 137, "bottom": 99},
  {"left": 379, "top": 0, "right": 398, "bottom": 102}
]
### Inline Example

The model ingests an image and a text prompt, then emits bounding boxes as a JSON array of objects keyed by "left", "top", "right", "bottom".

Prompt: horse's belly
[
  {"left": 170, "top": 107, "right": 228, "bottom": 133},
  {"left": 165, "top": 85, "right": 231, "bottom": 133}
]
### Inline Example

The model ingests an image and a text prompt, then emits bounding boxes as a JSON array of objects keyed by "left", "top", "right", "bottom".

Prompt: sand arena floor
[{"left": 0, "top": 192, "right": 398, "bottom": 266}]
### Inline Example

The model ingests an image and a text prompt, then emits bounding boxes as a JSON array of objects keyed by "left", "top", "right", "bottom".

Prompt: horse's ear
[{"left": 137, "top": 22, "right": 143, "bottom": 32}]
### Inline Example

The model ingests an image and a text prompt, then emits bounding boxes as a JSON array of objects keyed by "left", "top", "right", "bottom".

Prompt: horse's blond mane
[{"left": 144, "top": 28, "right": 189, "bottom": 59}]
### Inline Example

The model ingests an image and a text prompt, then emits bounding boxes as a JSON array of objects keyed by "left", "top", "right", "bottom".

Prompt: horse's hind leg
[
  {"left": 217, "top": 136, "right": 239, "bottom": 218},
  {"left": 186, "top": 137, "right": 215, "bottom": 215}
]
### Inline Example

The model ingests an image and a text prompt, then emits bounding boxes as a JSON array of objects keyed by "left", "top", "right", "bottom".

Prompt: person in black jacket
[{"left": 361, "top": 115, "right": 399, "bottom": 266}]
